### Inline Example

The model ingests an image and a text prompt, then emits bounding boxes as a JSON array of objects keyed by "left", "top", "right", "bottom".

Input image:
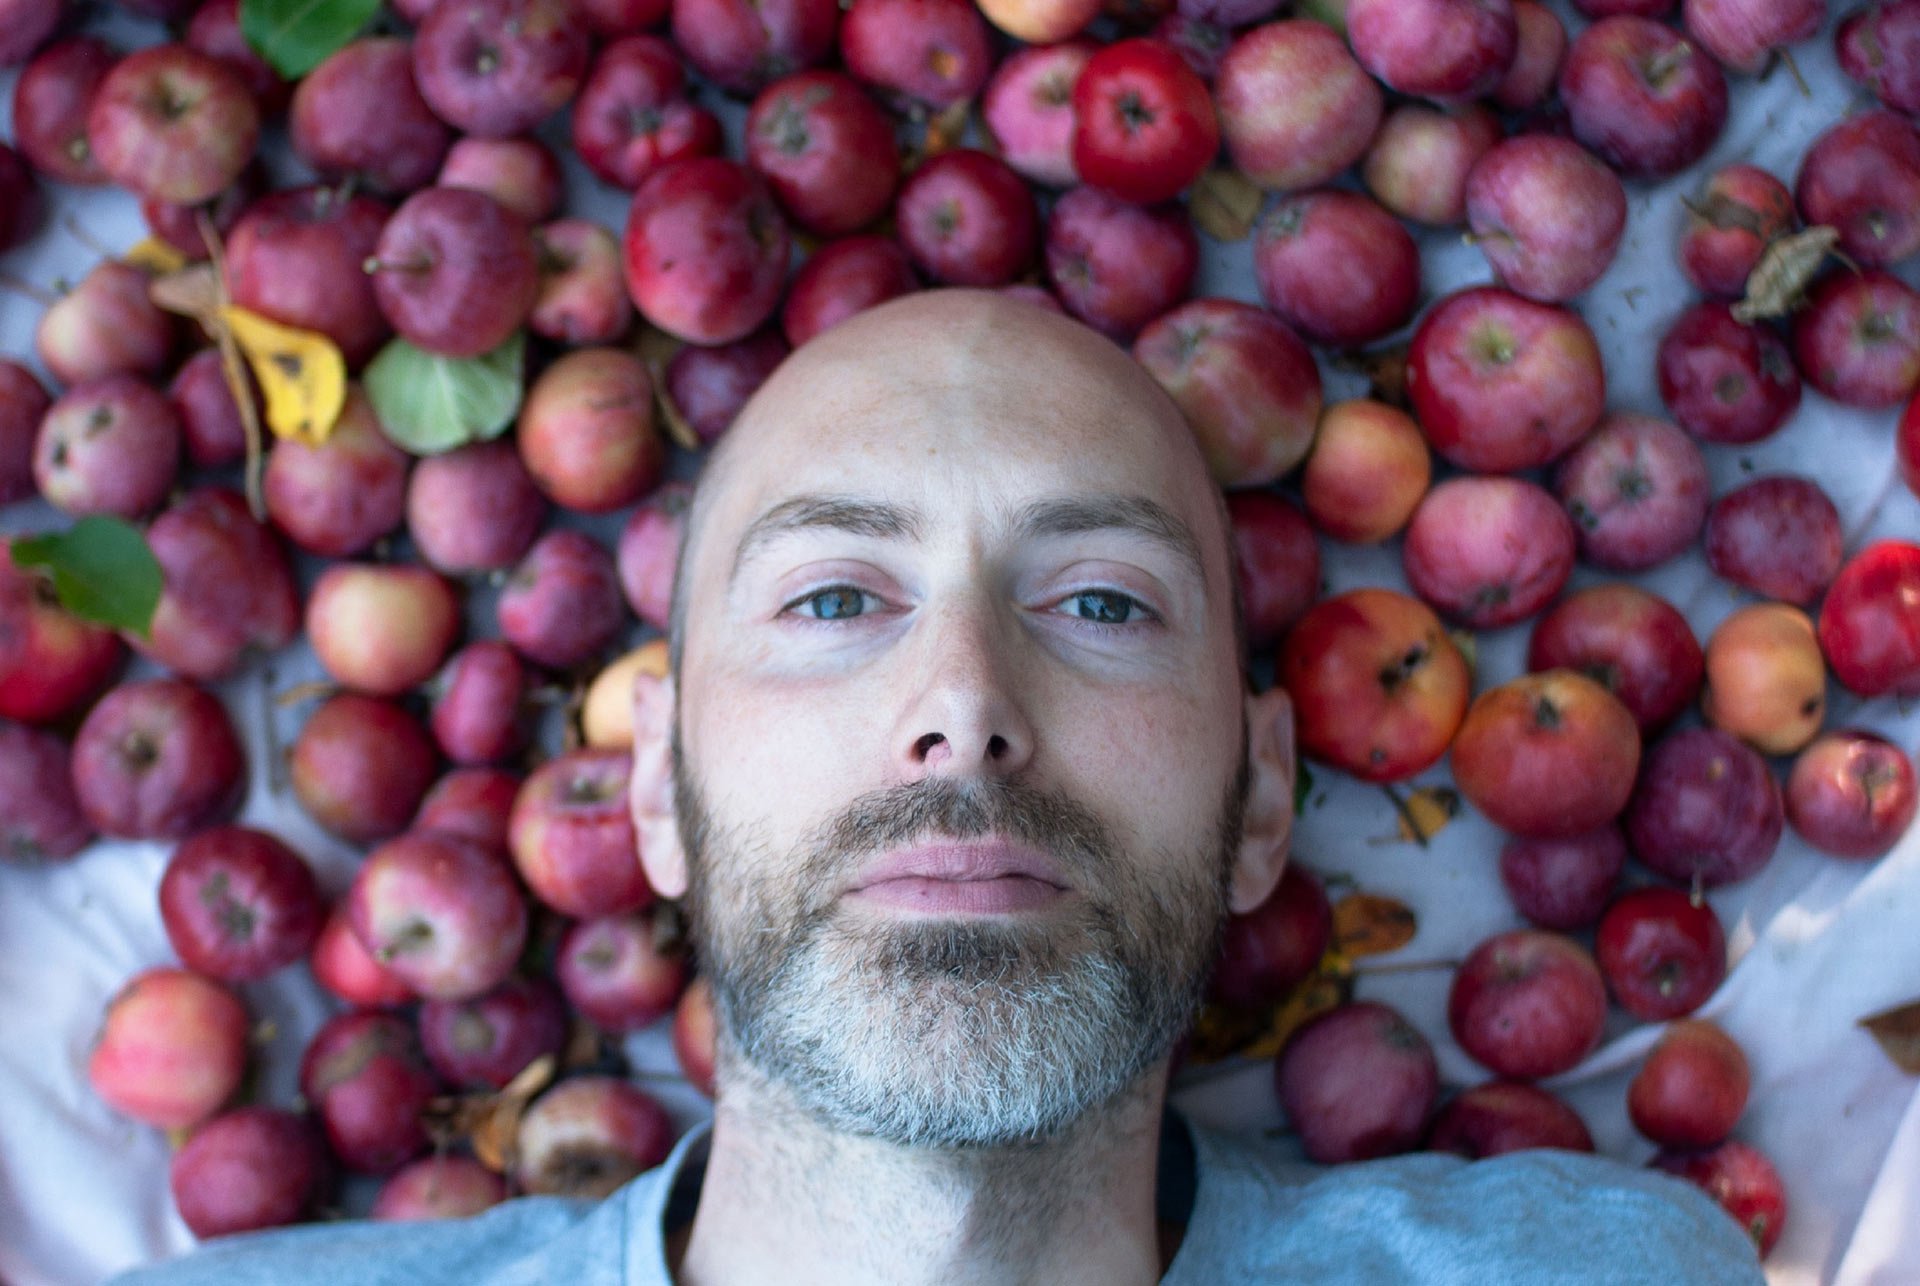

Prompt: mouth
[{"left": 845, "top": 838, "right": 1073, "bottom": 915}]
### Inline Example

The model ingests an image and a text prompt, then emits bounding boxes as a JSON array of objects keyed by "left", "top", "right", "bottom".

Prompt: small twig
[
  {"left": 196, "top": 210, "right": 267, "bottom": 520},
  {"left": 1353, "top": 958, "right": 1462, "bottom": 978},
  {"left": 274, "top": 679, "right": 338, "bottom": 708}
]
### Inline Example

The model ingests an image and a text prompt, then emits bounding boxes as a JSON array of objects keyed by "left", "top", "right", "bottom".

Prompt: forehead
[{"left": 694, "top": 295, "right": 1224, "bottom": 560}]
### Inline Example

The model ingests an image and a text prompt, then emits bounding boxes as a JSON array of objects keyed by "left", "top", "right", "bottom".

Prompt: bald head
[{"left": 667, "top": 289, "right": 1235, "bottom": 673}]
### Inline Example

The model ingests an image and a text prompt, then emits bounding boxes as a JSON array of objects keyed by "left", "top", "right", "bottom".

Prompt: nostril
[
  {"left": 914, "top": 732, "right": 945, "bottom": 760},
  {"left": 986, "top": 734, "right": 1009, "bottom": 760}
]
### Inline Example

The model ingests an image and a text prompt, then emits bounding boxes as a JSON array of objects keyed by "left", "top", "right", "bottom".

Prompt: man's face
[{"left": 666, "top": 293, "right": 1254, "bottom": 1149}]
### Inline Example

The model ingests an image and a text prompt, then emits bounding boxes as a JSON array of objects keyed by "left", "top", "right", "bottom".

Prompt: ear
[
  {"left": 1231, "top": 685, "right": 1296, "bottom": 915},
  {"left": 630, "top": 667, "right": 688, "bottom": 900}
]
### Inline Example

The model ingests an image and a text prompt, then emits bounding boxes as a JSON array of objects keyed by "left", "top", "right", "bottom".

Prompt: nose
[{"left": 891, "top": 595, "right": 1036, "bottom": 783}]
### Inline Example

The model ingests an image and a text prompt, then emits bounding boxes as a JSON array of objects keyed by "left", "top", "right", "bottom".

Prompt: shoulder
[
  {"left": 108, "top": 1183, "right": 640, "bottom": 1286},
  {"left": 1173, "top": 1122, "right": 1765, "bottom": 1286}
]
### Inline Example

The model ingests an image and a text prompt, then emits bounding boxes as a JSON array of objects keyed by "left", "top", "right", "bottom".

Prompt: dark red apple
[
  {"left": 557, "top": 912, "right": 690, "bottom": 1033},
  {"left": 666, "top": 333, "right": 789, "bottom": 446},
  {"left": 1680, "top": 164, "right": 1794, "bottom": 298},
  {"left": 1044, "top": 186, "right": 1198, "bottom": 341},
  {"left": 159, "top": 825, "right": 323, "bottom": 983},
  {"left": 349, "top": 830, "right": 528, "bottom": 1003},
  {"left": 299, "top": 1010, "right": 440, "bottom": 1175},
  {"left": 1559, "top": 15, "right": 1728, "bottom": 179},
  {"left": 1223, "top": 491, "right": 1320, "bottom": 650},
  {"left": 1703, "top": 476, "right": 1842, "bottom": 607},
  {"left": 1626, "top": 727, "right": 1783, "bottom": 887},
  {"left": 1499, "top": 826, "right": 1628, "bottom": 931},
  {"left": 87, "top": 43, "right": 260, "bottom": 205},
  {"left": 418, "top": 976, "right": 568, "bottom": 1089},
  {"left": 498, "top": 529, "right": 624, "bottom": 672},
  {"left": 1494, "top": 0, "right": 1566, "bottom": 110},
  {"left": 509, "top": 748, "right": 653, "bottom": 919},
  {"left": 746, "top": 69, "right": 899, "bottom": 235},
  {"left": 136, "top": 486, "right": 300, "bottom": 683},
  {"left": 1552, "top": 413, "right": 1709, "bottom": 573},
  {"left": 1466, "top": 135, "right": 1626, "bottom": 304},
  {"left": 412, "top": 0, "right": 588, "bottom": 137},
  {"left": 1528, "top": 585, "right": 1703, "bottom": 735},
  {"left": 169, "top": 1107, "right": 325, "bottom": 1240},
  {"left": 894, "top": 149, "right": 1038, "bottom": 288},
  {"left": 414, "top": 767, "right": 523, "bottom": 857},
  {"left": 290, "top": 38, "right": 449, "bottom": 196},
  {"left": 1838, "top": 0, "right": 1920, "bottom": 116},
  {"left": 263, "top": 390, "right": 410, "bottom": 559},
  {"left": 11, "top": 36, "right": 116, "bottom": 186},
  {"left": 572, "top": 35, "right": 721, "bottom": 192},
  {"left": 406, "top": 440, "right": 548, "bottom": 576},
  {"left": 168, "top": 347, "right": 251, "bottom": 470},
  {"left": 1401, "top": 476, "right": 1574, "bottom": 630},
  {"left": 224, "top": 185, "right": 393, "bottom": 369},
  {"left": 1213, "top": 19, "right": 1382, "bottom": 192},
  {"left": 1649, "top": 1140, "right": 1787, "bottom": 1258},
  {"left": 838, "top": 0, "right": 990, "bottom": 109},
  {"left": 1596, "top": 886, "right": 1726, "bottom": 1021},
  {"left": 368, "top": 186, "right": 540, "bottom": 359},
  {"left": 290, "top": 693, "right": 440, "bottom": 844},
  {"left": 70, "top": 678, "right": 245, "bottom": 841},
  {"left": 1253, "top": 189, "right": 1420, "bottom": 349},
  {"left": 1791, "top": 270, "right": 1920, "bottom": 409},
  {"left": 782, "top": 236, "right": 919, "bottom": 349},
  {"left": 1209, "top": 863, "right": 1332, "bottom": 1011},
  {"left": 0, "top": 722, "right": 93, "bottom": 861},
  {"left": 1448, "top": 929, "right": 1608, "bottom": 1081},
  {"left": 1795, "top": 110, "right": 1920, "bottom": 270},
  {"left": 0, "top": 361, "right": 50, "bottom": 506},
  {"left": 1657, "top": 301, "right": 1801, "bottom": 446},
  {"left": 1683, "top": 0, "right": 1826, "bottom": 77},
  {"left": 670, "top": 0, "right": 839, "bottom": 96},
  {"left": 1276, "top": 1001, "right": 1438, "bottom": 1164},
  {"left": 1347, "top": 0, "right": 1517, "bottom": 103}
]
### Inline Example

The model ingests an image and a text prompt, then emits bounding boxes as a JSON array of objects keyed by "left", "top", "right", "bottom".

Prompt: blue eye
[
  {"left": 1065, "top": 590, "right": 1147, "bottom": 625},
  {"left": 790, "top": 586, "right": 877, "bottom": 620}
]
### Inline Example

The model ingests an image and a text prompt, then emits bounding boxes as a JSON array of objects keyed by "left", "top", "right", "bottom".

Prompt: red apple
[
  {"left": 1818, "top": 541, "right": 1920, "bottom": 698},
  {"left": 1552, "top": 413, "right": 1709, "bottom": 573},
  {"left": 838, "top": 0, "right": 989, "bottom": 109},
  {"left": 263, "top": 388, "right": 411, "bottom": 559},
  {"left": 1361, "top": 103, "right": 1502, "bottom": 228},
  {"left": 518, "top": 347, "right": 664, "bottom": 514},
  {"left": 1253, "top": 189, "right": 1420, "bottom": 349},
  {"left": 531, "top": 219, "right": 635, "bottom": 346},
  {"left": 412, "top": 0, "right": 588, "bottom": 137},
  {"left": 1838, "top": 0, "right": 1920, "bottom": 116},
  {"left": 746, "top": 69, "right": 899, "bottom": 235},
  {"left": 438, "top": 136, "right": 564, "bottom": 223},
  {"left": 1596, "top": 886, "right": 1727, "bottom": 1021},
  {"left": 306, "top": 563, "right": 461, "bottom": 698},
  {"left": 1795, "top": 110, "right": 1920, "bottom": 270},
  {"left": 418, "top": 975, "right": 568, "bottom": 1089},
  {"left": 299, "top": 1010, "right": 440, "bottom": 1175},
  {"left": 159, "top": 825, "right": 323, "bottom": 983},
  {"left": 312, "top": 900, "right": 415, "bottom": 1009},
  {"left": 666, "top": 333, "right": 789, "bottom": 446},
  {"left": 224, "top": 185, "right": 393, "bottom": 369},
  {"left": 624, "top": 157, "right": 791, "bottom": 346},
  {"left": 1347, "top": 0, "right": 1516, "bottom": 103},
  {"left": 1466, "top": 135, "right": 1626, "bottom": 304},
  {"left": 1791, "top": 269, "right": 1920, "bottom": 409},
  {"left": 1223, "top": 491, "right": 1320, "bottom": 650},
  {"left": 498, "top": 529, "right": 625, "bottom": 671},
  {"left": 557, "top": 911, "right": 690, "bottom": 1033},
  {"left": 1683, "top": 0, "right": 1826, "bottom": 77},
  {"left": 1448, "top": 929, "right": 1607, "bottom": 1081},
  {"left": 35, "top": 259, "right": 175, "bottom": 387},
  {"left": 1070, "top": 37, "right": 1218, "bottom": 206},
  {"left": 1402, "top": 474, "right": 1576, "bottom": 630},
  {"left": 1427, "top": 1081, "right": 1594, "bottom": 1158},
  {"left": 1500, "top": 826, "right": 1628, "bottom": 931},
  {"left": 367, "top": 186, "right": 540, "bottom": 359},
  {"left": 70, "top": 678, "right": 245, "bottom": 840},
  {"left": 87, "top": 43, "right": 260, "bottom": 205},
  {"left": 510, "top": 748, "right": 653, "bottom": 918},
  {"left": 1209, "top": 863, "right": 1332, "bottom": 1011},
  {"left": 168, "top": 347, "right": 251, "bottom": 469},
  {"left": 981, "top": 42, "right": 1093, "bottom": 190},
  {"left": 406, "top": 440, "right": 548, "bottom": 576},
  {"left": 670, "top": 0, "right": 838, "bottom": 96},
  {"left": 11, "top": 37, "right": 117, "bottom": 186},
  {"left": 0, "top": 361, "right": 50, "bottom": 505},
  {"left": 1785, "top": 729, "right": 1918, "bottom": 861},
  {"left": 1132, "top": 298, "right": 1322, "bottom": 488},
  {"left": 1406, "top": 286, "right": 1605, "bottom": 474},
  {"left": 290, "top": 693, "right": 440, "bottom": 844},
  {"left": 1680, "top": 164, "right": 1795, "bottom": 298},
  {"left": 1560, "top": 15, "right": 1728, "bottom": 179},
  {"left": 414, "top": 767, "right": 523, "bottom": 857},
  {"left": 371, "top": 1156, "right": 507, "bottom": 1221},
  {"left": 1044, "top": 186, "right": 1198, "bottom": 341},
  {"left": 1494, "top": 1, "right": 1567, "bottom": 110},
  {"left": 1528, "top": 585, "right": 1703, "bottom": 735},
  {"left": 0, "top": 722, "right": 93, "bottom": 861},
  {"left": 290, "top": 38, "right": 450, "bottom": 196},
  {"left": 136, "top": 486, "right": 300, "bottom": 683},
  {"left": 33, "top": 375, "right": 182, "bottom": 520},
  {"left": 1213, "top": 20, "right": 1382, "bottom": 193},
  {"left": 1649, "top": 1140, "right": 1787, "bottom": 1257},
  {"left": 893, "top": 149, "right": 1038, "bottom": 288},
  {"left": 1299, "top": 400, "right": 1432, "bottom": 545},
  {"left": 977, "top": 0, "right": 1101, "bottom": 41},
  {"left": 1452, "top": 671, "right": 1641, "bottom": 839},
  {"left": 1629, "top": 1019, "right": 1749, "bottom": 1150},
  {"left": 1625, "top": 727, "right": 1783, "bottom": 888},
  {"left": 572, "top": 35, "right": 721, "bottom": 192},
  {"left": 1657, "top": 301, "right": 1801, "bottom": 446},
  {"left": 512, "top": 1076, "right": 675, "bottom": 1198},
  {"left": 618, "top": 481, "right": 692, "bottom": 633},
  {"left": 1277, "top": 588, "right": 1471, "bottom": 784},
  {"left": 1275, "top": 1001, "right": 1438, "bottom": 1164},
  {"left": 169, "top": 1107, "right": 325, "bottom": 1240},
  {"left": 1704, "top": 476, "right": 1843, "bottom": 608},
  {"left": 349, "top": 830, "right": 528, "bottom": 1003},
  {"left": 0, "top": 544, "right": 126, "bottom": 725}
]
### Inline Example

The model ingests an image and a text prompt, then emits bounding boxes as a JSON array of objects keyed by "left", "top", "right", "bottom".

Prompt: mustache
[{"left": 796, "top": 777, "right": 1118, "bottom": 895}]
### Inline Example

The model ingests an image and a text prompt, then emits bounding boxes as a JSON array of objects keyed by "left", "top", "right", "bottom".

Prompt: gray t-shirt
[{"left": 113, "top": 1111, "right": 1765, "bottom": 1285}]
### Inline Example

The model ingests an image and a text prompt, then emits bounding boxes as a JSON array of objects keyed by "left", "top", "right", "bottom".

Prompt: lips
[{"left": 849, "top": 839, "right": 1071, "bottom": 893}]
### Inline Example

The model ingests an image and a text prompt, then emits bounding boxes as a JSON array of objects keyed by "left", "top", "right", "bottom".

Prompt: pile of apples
[{"left": 4, "top": 0, "right": 1920, "bottom": 1261}]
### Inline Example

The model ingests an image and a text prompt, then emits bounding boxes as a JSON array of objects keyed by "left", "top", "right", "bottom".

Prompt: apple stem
[{"left": 1779, "top": 48, "right": 1811, "bottom": 98}]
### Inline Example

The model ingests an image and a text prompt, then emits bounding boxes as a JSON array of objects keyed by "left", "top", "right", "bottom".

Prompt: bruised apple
[{"left": 1277, "top": 589, "right": 1470, "bottom": 784}]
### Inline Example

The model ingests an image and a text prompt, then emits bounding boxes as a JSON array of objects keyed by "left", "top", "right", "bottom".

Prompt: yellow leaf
[
  {"left": 219, "top": 307, "right": 347, "bottom": 447},
  {"left": 1190, "top": 168, "right": 1264, "bottom": 243},
  {"left": 124, "top": 237, "right": 189, "bottom": 276},
  {"left": 1330, "top": 892, "right": 1418, "bottom": 959},
  {"left": 1372, "top": 784, "right": 1460, "bottom": 847}
]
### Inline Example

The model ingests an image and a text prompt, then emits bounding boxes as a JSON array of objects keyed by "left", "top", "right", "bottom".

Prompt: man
[{"left": 118, "top": 290, "right": 1764, "bottom": 1284}]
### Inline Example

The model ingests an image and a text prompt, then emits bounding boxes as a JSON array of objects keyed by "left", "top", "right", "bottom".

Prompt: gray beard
[{"left": 674, "top": 752, "right": 1244, "bottom": 1151}]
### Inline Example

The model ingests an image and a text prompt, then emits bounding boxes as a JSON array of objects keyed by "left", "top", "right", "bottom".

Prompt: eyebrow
[{"left": 727, "top": 491, "right": 1208, "bottom": 588}]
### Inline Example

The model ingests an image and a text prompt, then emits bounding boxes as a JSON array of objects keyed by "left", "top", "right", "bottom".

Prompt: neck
[{"left": 668, "top": 1054, "right": 1182, "bottom": 1286}]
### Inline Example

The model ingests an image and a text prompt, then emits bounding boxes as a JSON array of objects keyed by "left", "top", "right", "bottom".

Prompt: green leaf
[
  {"left": 364, "top": 331, "right": 528, "bottom": 457},
  {"left": 9, "top": 516, "right": 164, "bottom": 637},
  {"left": 1293, "top": 761, "right": 1314, "bottom": 816},
  {"left": 239, "top": 0, "right": 380, "bottom": 81}
]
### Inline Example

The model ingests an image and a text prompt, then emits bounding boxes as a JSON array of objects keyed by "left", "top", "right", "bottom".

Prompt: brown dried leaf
[
  {"left": 1189, "top": 168, "right": 1263, "bottom": 243},
  {"left": 1333, "top": 345, "right": 1411, "bottom": 410},
  {"left": 148, "top": 263, "right": 222, "bottom": 322},
  {"left": 433, "top": 1053, "right": 558, "bottom": 1174},
  {"left": 1372, "top": 785, "right": 1460, "bottom": 847},
  {"left": 1331, "top": 892, "right": 1418, "bottom": 958},
  {"left": 1732, "top": 226, "right": 1840, "bottom": 323},
  {"left": 636, "top": 326, "right": 700, "bottom": 452},
  {"left": 1860, "top": 998, "right": 1920, "bottom": 1075},
  {"left": 923, "top": 99, "right": 971, "bottom": 159}
]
